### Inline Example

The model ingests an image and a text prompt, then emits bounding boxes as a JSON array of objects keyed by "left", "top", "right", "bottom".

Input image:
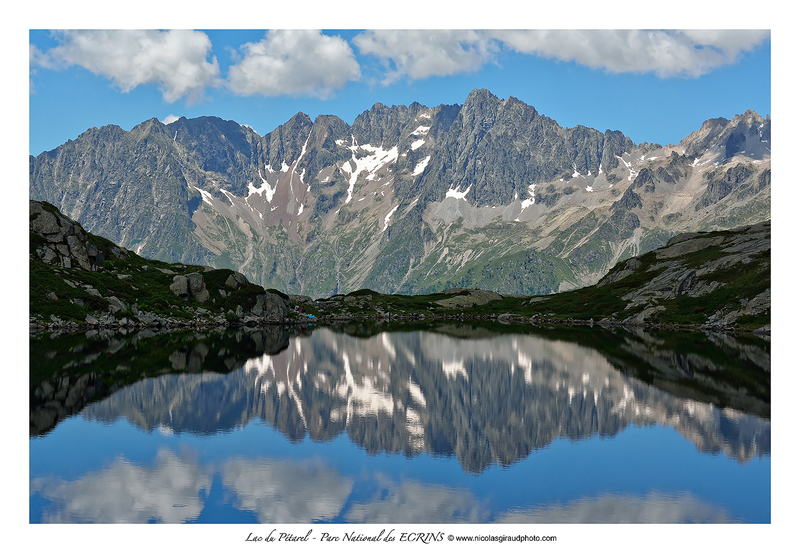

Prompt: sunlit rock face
[
  {"left": 30, "top": 90, "right": 770, "bottom": 297},
  {"left": 78, "top": 326, "right": 770, "bottom": 473}
]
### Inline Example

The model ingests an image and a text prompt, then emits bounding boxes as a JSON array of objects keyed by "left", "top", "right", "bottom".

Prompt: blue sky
[{"left": 29, "top": 28, "right": 771, "bottom": 156}]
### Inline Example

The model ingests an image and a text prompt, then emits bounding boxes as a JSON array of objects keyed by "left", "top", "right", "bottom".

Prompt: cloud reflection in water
[
  {"left": 221, "top": 457, "right": 354, "bottom": 523},
  {"left": 30, "top": 449, "right": 211, "bottom": 523}
]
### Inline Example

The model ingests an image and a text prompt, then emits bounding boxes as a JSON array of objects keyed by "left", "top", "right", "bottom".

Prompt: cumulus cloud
[
  {"left": 30, "top": 30, "right": 220, "bottom": 103},
  {"left": 353, "top": 30, "right": 497, "bottom": 84},
  {"left": 161, "top": 114, "right": 180, "bottom": 125},
  {"left": 226, "top": 30, "right": 360, "bottom": 98},
  {"left": 490, "top": 29, "right": 770, "bottom": 78},
  {"left": 353, "top": 30, "right": 769, "bottom": 82}
]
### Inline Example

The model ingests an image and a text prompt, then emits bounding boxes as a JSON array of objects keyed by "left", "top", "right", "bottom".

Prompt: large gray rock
[
  {"left": 252, "top": 292, "right": 289, "bottom": 321},
  {"left": 224, "top": 272, "right": 249, "bottom": 290},
  {"left": 186, "top": 273, "right": 205, "bottom": 295},
  {"left": 194, "top": 289, "right": 210, "bottom": 304},
  {"left": 30, "top": 206, "right": 61, "bottom": 236},
  {"left": 170, "top": 276, "right": 188, "bottom": 298},
  {"left": 170, "top": 273, "right": 209, "bottom": 303},
  {"left": 107, "top": 296, "right": 127, "bottom": 314}
]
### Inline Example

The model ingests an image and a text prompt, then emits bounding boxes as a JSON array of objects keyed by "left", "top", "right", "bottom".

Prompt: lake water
[{"left": 29, "top": 322, "right": 770, "bottom": 524}]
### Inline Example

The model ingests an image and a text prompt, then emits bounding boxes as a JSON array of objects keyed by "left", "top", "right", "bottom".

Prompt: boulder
[
  {"left": 187, "top": 273, "right": 204, "bottom": 295},
  {"left": 107, "top": 296, "right": 127, "bottom": 313},
  {"left": 170, "top": 275, "right": 189, "bottom": 298},
  {"left": 435, "top": 289, "right": 503, "bottom": 309},
  {"left": 194, "top": 288, "right": 210, "bottom": 304},
  {"left": 253, "top": 292, "right": 289, "bottom": 321},
  {"left": 170, "top": 272, "right": 210, "bottom": 303},
  {"left": 224, "top": 271, "right": 249, "bottom": 290}
]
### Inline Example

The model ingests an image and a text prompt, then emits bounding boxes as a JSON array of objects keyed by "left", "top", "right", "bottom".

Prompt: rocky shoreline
[{"left": 30, "top": 309, "right": 769, "bottom": 336}]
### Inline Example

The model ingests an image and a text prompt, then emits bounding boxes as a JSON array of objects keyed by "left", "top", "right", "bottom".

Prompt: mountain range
[{"left": 29, "top": 88, "right": 771, "bottom": 298}]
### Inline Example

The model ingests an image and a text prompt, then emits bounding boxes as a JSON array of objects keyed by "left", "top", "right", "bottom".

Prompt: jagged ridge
[{"left": 30, "top": 89, "right": 771, "bottom": 298}]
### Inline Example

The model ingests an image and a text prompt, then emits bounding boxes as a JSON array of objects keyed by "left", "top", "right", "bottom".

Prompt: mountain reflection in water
[{"left": 30, "top": 323, "right": 770, "bottom": 523}]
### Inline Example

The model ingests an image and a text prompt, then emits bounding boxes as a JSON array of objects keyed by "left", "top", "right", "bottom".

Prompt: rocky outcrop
[
  {"left": 30, "top": 200, "right": 293, "bottom": 330},
  {"left": 598, "top": 221, "right": 770, "bottom": 329},
  {"left": 434, "top": 289, "right": 503, "bottom": 309},
  {"left": 30, "top": 201, "right": 128, "bottom": 270}
]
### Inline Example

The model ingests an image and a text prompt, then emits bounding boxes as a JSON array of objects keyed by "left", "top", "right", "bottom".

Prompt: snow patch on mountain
[
  {"left": 617, "top": 155, "right": 638, "bottom": 181},
  {"left": 520, "top": 185, "right": 536, "bottom": 210},
  {"left": 221, "top": 189, "right": 236, "bottom": 206},
  {"left": 446, "top": 184, "right": 471, "bottom": 200},
  {"left": 412, "top": 156, "right": 431, "bottom": 176},
  {"left": 248, "top": 169, "right": 277, "bottom": 203},
  {"left": 515, "top": 185, "right": 536, "bottom": 221},
  {"left": 342, "top": 139, "right": 400, "bottom": 203},
  {"left": 383, "top": 205, "right": 399, "bottom": 231},
  {"left": 189, "top": 185, "right": 215, "bottom": 206}
]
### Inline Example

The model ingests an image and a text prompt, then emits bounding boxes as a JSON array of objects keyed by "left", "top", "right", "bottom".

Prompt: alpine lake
[{"left": 29, "top": 321, "right": 770, "bottom": 524}]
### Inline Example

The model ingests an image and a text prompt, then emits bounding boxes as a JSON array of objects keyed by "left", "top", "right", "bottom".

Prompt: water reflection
[
  {"left": 30, "top": 449, "right": 211, "bottom": 523},
  {"left": 222, "top": 457, "right": 353, "bottom": 523},
  {"left": 496, "top": 492, "right": 735, "bottom": 523},
  {"left": 30, "top": 327, "right": 291, "bottom": 436},
  {"left": 343, "top": 475, "right": 490, "bottom": 523},
  {"left": 30, "top": 446, "right": 739, "bottom": 524},
  {"left": 30, "top": 323, "right": 770, "bottom": 523},
  {"left": 56, "top": 326, "right": 768, "bottom": 471}
]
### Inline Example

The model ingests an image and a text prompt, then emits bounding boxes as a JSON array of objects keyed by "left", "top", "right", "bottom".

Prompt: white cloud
[
  {"left": 491, "top": 29, "right": 770, "bottom": 78},
  {"left": 161, "top": 114, "right": 180, "bottom": 125},
  {"left": 31, "top": 30, "right": 220, "bottom": 103},
  {"left": 353, "top": 30, "right": 497, "bottom": 84},
  {"left": 354, "top": 30, "right": 769, "bottom": 82},
  {"left": 226, "top": 30, "right": 360, "bottom": 98},
  {"left": 30, "top": 44, "right": 55, "bottom": 69}
]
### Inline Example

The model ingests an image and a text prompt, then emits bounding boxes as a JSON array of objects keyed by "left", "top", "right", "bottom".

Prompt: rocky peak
[
  {"left": 731, "top": 109, "right": 766, "bottom": 129},
  {"left": 463, "top": 87, "right": 500, "bottom": 107},
  {"left": 351, "top": 102, "right": 418, "bottom": 146},
  {"left": 267, "top": 112, "right": 314, "bottom": 169},
  {"left": 678, "top": 116, "right": 730, "bottom": 157}
]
